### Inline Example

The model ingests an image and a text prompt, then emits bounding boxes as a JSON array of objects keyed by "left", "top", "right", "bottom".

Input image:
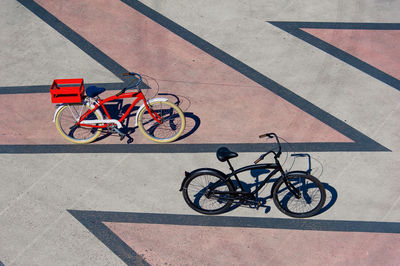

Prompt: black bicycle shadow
[
  {"left": 318, "top": 182, "right": 338, "bottom": 215},
  {"left": 89, "top": 89, "right": 200, "bottom": 143},
  {"left": 223, "top": 154, "right": 338, "bottom": 217},
  {"left": 227, "top": 168, "right": 276, "bottom": 213}
]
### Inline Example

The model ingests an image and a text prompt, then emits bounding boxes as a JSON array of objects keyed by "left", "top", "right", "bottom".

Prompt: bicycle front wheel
[
  {"left": 182, "top": 172, "right": 234, "bottom": 215},
  {"left": 272, "top": 174, "right": 326, "bottom": 218},
  {"left": 55, "top": 104, "right": 102, "bottom": 144},
  {"left": 137, "top": 101, "right": 185, "bottom": 143}
]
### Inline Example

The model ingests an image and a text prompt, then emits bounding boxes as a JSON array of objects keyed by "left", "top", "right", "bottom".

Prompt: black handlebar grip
[
  {"left": 254, "top": 158, "right": 261, "bottom": 164},
  {"left": 259, "top": 133, "right": 274, "bottom": 138},
  {"left": 122, "top": 72, "right": 131, "bottom": 76}
]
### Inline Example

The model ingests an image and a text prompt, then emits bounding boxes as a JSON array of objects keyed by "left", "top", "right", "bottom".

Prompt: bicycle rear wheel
[
  {"left": 55, "top": 104, "right": 102, "bottom": 144},
  {"left": 137, "top": 101, "right": 185, "bottom": 143},
  {"left": 272, "top": 174, "right": 326, "bottom": 218},
  {"left": 182, "top": 171, "right": 234, "bottom": 215}
]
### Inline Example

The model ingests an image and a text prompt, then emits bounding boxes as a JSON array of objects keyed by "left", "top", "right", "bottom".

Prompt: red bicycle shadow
[{"left": 92, "top": 91, "right": 200, "bottom": 144}]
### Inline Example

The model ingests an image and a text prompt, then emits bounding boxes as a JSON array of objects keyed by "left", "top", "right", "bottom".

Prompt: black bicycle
[{"left": 179, "top": 133, "right": 326, "bottom": 218}]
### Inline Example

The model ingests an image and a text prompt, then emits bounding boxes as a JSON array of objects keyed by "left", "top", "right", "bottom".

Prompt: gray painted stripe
[
  {"left": 69, "top": 210, "right": 400, "bottom": 234},
  {"left": 68, "top": 210, "right": 400, "bottom": 265},
  {"left": 0, "top": 142, "right": 390, "bottom": 154},
  {"left": 0, "top": 83, "right": 123, "bottom": 94}
]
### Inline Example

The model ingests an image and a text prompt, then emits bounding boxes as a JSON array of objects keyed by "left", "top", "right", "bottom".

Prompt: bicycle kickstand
[
  {"left": 112, "top": 127, "right": 134, "bottom": 144},
  {"left": 112, "top": 127, "right": 127, "bottom": 141}
]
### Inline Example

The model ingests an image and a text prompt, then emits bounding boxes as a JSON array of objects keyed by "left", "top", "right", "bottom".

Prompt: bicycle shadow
[
  {"left": 90, "top": 89, "right": 200, "bottom": 143},
  {"left": 225, "top": 155, "right": 338, "bottom": 217},
  {"left": 227, "top": 168, "right": 276, "bottom": 213}
]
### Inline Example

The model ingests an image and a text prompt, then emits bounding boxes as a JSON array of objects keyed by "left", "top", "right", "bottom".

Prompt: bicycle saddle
[
  {"left": 86, "top": 86, "right": 106, "bottom": 98},
  {"left": 216, "top": 147, "right": 238, "bottom": 162}
]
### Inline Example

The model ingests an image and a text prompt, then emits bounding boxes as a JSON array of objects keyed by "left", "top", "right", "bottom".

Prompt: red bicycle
[{"left": 51, "top": 72, "right": 186, "bottom": 144}]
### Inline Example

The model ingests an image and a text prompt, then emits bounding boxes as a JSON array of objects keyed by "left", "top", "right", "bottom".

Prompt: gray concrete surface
[
  {"left": 0, "top": 0, "right": 120, "bottom": 86},
  {"left": 0, "top": 0, "right": 399, "bottom": 265}
]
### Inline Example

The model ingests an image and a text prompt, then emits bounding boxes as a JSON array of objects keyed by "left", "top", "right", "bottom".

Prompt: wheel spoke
[
  {"left": 138, "top": 101, "right": 185, "bottom": 143},
  {"left": 273, "top": 174, "right": 325, "bottom": 218},
  {"left": 183, "top": 173, "right": 234, "bottom": 214},
  {"left": 55, "top": 104, "right": 102, "bottom": 144}
]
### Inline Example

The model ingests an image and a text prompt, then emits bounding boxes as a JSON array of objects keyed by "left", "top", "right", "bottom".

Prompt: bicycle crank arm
[{"left": 80, "top": 119, "right": 123, "bottom": 129}]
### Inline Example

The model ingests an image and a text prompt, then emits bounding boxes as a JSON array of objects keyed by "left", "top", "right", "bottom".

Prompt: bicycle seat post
[
  {"left": 226, "top": 159, "right": 235, "bottom": 173},
  {"left": 226, "top": 159, "right": 245, "bottom": 192}
]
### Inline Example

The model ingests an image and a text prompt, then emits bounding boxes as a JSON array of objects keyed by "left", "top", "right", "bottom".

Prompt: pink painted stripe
[
  {"left": 106, "top": 222, "right": 400, "bottom": 266},
  {"left": 0, "top": 93, "right": 58, "bottom": 144},
  {"left": 0, "top": 87, "right": 352, "bottom": 145},
  {"left": 302, "top": 28, "right": 400, "bottom": 80},
  {"left": 11, "top": 0, "right": 353, "bottom": 145}
]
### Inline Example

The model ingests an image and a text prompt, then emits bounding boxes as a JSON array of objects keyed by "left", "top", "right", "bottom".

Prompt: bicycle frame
[
  {"left": 77, "top": 90, "right": 162, "bottom": 129},
  {"left": 180, "top": 132, "right": 325, "bottom": 217},
  {"left": 223, "top": 163, "right": 282, "bottom": 196},
  {"left": 180, "top": 132, "right": 303, "bottom": 200},
  {"left": 217, "top": 156, "right": 301, "bottom": 199}
]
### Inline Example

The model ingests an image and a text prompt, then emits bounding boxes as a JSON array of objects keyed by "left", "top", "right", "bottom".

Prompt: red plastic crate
[{"left": 50, "top": 79, "right": 84, "bottom": 103}]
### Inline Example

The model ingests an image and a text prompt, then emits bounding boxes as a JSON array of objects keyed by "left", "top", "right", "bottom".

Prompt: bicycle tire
[
  {"left": 182, "top": 171, "right": 235, "bottom": 215},
  {"left": 137, "top": 101, "right": 185, "bottom": 143},
  {"left": 55, "top": 104, "right": 103, "bottom": 144},
  {"left": 272, "top": 174, "right": 326, "bottom": 218}
]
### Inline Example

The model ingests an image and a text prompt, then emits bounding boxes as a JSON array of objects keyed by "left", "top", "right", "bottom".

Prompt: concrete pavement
[{"left": 0, "top": 0, "right": 399, "bottom": 265}]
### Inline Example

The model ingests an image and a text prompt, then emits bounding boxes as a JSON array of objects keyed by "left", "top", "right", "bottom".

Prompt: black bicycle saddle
[
  {"left": 86, "top": 86, "right": 106, "bottom": 98},
  {"left": 216, "top": 147, "right": 238, "bottom": 162}
]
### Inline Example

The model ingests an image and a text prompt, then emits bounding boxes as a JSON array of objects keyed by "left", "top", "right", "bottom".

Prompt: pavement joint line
[
  {"left": 6, "top": 154, "right": 129, "bottom": 264},
  {"left": 9, "top": 181, "right": 101, "bottom": 265},
  {"left": 0, "top": 156, "right": 66, "bottom": 217},
  {"left": 10, "top": 208, "right": 67, "bottom": 265},
  {"left": 382, "top": 194, "right": 400, "bottom": 221},
  {"left": 137, "top": 78, "right": 263, "bottom": 88},
  {"left": 370, "top": 103, "right": 400, "bottom": 144}
]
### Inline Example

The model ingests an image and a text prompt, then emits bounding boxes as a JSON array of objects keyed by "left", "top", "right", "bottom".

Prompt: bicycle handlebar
[
  {"left": 116, "top": 72, "right": 143, "bottom": 96},
  {"left": 259, "top": 133, "right": 272, "bottom": 138},
  {"left": 260, "top": 132, "right": 281, "bottom": 155},
  {"left": 254, "top": 132, "right": 282, "bottom": 164},
  {"left": 254, "top": 150, "right": 276, "bottom": 164}
]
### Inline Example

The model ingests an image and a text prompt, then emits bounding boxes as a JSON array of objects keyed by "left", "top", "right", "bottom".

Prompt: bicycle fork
[{"left": 283, "top": 176, "right": 301, "bottom": 199}]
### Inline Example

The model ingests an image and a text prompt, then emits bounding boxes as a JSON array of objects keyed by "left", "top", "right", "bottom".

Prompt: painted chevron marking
[
  {"left": 269, "top": 21, "right": 400, "bottom": 91},
  {"left": 2, "top": 0, "right": 389, "bottom": 152}
]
